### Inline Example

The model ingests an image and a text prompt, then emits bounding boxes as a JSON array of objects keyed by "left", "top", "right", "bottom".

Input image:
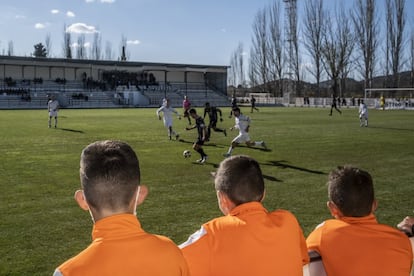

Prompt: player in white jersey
[
  {"left": 156, "top": 98, "right": 181, "bottom": 140},
  {"left": 223, "top": 107, "right": 267, "bottom": 157},
  {"left": 359, "top": 100, "right": 368, "bottom": 127},
  {"left": 47, "top": 95, "right": 60, "bottom": 128}
]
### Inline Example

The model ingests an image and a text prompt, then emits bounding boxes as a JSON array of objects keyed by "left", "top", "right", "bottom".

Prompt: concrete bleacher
[{"left": 0, "top": 78, "right": 230, "bottom": 109}]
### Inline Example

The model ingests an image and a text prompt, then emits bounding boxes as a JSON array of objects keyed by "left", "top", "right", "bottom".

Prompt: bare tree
[
  {"left": 105, "top": 41, "right": 113, "bottom": 60},
  {"left": 7, "top": 40, "right": 14, "bottom": 56},
  {"left": 62, "top": 24, "right": 72, "bottom": 59},
  {"left": 91, "top": 32, "right": 102, "bottom": 60},
  {"left": 249, "top": 7, "right": 268, "bottom": 92},
  {"left": 385, "top": 0, "right": 406, "bottom": 88},
  {"left": 236, "top": 43, "right": 245, "bottom": 87},
  {"left": 267, "top": 0, "right": 284, "bottom": 97},
  {"left": 321, "top": 6, "right": 354, "bottom": 98},
  {"left": 303, "top": 0, "right": 325, "bottom": 96},
  {"left": 76, "top": 34, "right": 87, "bottom": 59},
  {"left": 351, "top": 0, "right": 379, "bottom": 90},
  {"left": 45, "top": 33, "right": 52, "bottom": 57},
  {"left": 228, "top": 50, "right": 238, "bottom": 87},
  {"left": 120, "top": 35, "right": 127, "bottom": 61},
  {"left": 410, "top": 30, "right": 414, "bottom": 87}
]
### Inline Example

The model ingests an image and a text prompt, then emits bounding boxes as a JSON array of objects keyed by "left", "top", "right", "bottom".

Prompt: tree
[
  {"left": 120, "top": 35, "right": 127, "bottom": 61},
  {"left": 303, "top": 0, "right": 325, "bottom": 96},
  {"left": 33, "top": 43, "right": 47, "bottom": 57},
  {"left": 91, "top": 32, "right": 102, "bottom": 60},
  {"left": 321, "top": 5, "right": 354, "bottom": 98},
  {"left": 45, "top": 33, "right": 52, "bottom": 57},
  {"left": 62, "top": 24, "right": 72, "bottom": 59},
  {"left": 7, "top": 40, "right": 14, "bottom": 56},
  {"left": 410, "top": 30, "right": 414, "bottom": 87},
  {"left": 105, "top": 41, "right": 113, "bottom": 60},
  {"left": 385, "top": 0, "right": 406, "bottom": 88},
  {"left": 249, "top": 8, "right": 268, "bottom": 93},
  {"left": 351, "top": 0, "right": 379, "bottom": 90},
  {"left": 267, "top": 0, "right": 284, "bottom": 96},
  {"left": 76, "top": 34, "right": 87, "bottom": 59}
]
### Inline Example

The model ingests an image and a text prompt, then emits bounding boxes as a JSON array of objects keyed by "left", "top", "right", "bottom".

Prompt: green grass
[{"left": 0, "top": 106, "right": 413, "bottom": 275}]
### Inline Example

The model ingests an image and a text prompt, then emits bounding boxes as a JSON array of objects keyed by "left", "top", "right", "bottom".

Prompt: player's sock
[{"left": 227, "top": 147, "right": 233, "bottom": 155}]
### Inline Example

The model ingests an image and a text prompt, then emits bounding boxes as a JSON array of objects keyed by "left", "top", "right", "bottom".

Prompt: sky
[{"left": 0, "top": 0, "right": 413, "bottom": 67}]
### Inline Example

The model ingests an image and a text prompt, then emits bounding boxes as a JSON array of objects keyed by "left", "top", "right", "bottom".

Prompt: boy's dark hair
[
  {"left": 328, "top": 165, "right": 374, "bottom": 217},
  {"left": 232, "top": 107, "right": 240, "bottom": 113},
  {"left": 80, "top": 140, "right": 140, "bottom": 212},
  {"left": 189, "top": 108, "right": 197, "bottom": 114},
  {"left": 215, "top": 155, "right": 264, "bottom": 205}
]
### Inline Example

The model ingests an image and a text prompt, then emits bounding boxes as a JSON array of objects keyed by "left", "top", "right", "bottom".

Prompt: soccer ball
[{"left": 183, "top": 150, "right": 191, "bottom": 158}]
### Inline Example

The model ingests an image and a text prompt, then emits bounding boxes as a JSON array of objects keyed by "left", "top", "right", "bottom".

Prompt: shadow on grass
[
  {"left": 59, "top": 128, "right": 85, "bottom": 133},
  {"left": 264, "top": 160, "right": 326, "bottom": 175},
  {"left": 367, "top": 126, "right": 414, "bottom": 132},
  {"left": 178, "top": 139, "right": 225, "bottom": 148}
]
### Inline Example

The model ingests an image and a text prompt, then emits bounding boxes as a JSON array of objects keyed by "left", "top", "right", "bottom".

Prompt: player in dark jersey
[
  {"left": 186, "top": 109, "right": 208, "bottom": 164},
  {"left": 203, "top": 102, "right": 227, "bottom": 141}
]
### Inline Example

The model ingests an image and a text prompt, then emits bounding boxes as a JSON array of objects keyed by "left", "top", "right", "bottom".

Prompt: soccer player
[
  {"left": 179, "top": 155, "right": 310, "bottom": 275},
  {"left": 156, "top": 98, "right": 181, "bottom": 140},
  {"left": 203, "top": 102, "right": 226, "bottom": 141},
  {"left": 182, "top": 95, "right": 192, "bottom": 125},
  {"left": 250, "top": 95, "right": 259, "bottom": 113},
  {"left": 380, "top": 95, "right": 385, "bottom": 110},
  {"left": 53, "top": 140, "right": 190, "bottom": 276},
  {"left": 329, "top": 94, "right": 342, "bottom": 116},
  {"left": 186, "top": 108, "right": 208, "bottom": 164},
  {"left": 223, "top": 107, "right": 267, "bottom": 157},
  {"left": 228, "top": 93, "right": 238, "bottom": 118},
  {"left": 359, "top": 99, "right": 368, "bottom": 127},
  {"left": 306, "top": 165, "right": 413, "bottom": 276},
  {"left": 47, "top": 95, "right": 60, "bottom": 128}
]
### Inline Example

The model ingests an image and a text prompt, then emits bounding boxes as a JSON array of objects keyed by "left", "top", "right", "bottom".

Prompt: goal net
[{"left": 364, "top": 88, "right": 414, "bottom": 110}]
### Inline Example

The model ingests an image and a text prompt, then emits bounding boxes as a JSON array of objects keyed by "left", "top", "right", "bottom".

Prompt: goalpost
[{"left": 364, "top": 88, "right": 414, "bottom": 110}]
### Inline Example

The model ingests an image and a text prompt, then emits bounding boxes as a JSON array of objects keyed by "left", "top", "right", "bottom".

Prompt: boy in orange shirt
[
  {"left": 307, "top": 165, "right": 413, "bottom": 276},
  {"left": 179, "top": 155, "right": 309, "bottom": 276},
  {"left": 53, "top": 140, "right": 189, "bottom": 276}
]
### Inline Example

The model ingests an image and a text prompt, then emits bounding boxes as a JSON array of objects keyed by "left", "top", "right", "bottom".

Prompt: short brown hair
[
  {"left": 328, "top": 165, "right": 374, "bottom": 217},
  {"left": 80, "top": 140, "right": 140, "bottom": 212},
  {"left": 215, "top": 155, "right": 264, "bottom": 205}
]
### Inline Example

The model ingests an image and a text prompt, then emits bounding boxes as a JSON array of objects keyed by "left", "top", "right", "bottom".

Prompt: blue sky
[{"left": 0, "top": 0, "right": 413, "bottom": 67}]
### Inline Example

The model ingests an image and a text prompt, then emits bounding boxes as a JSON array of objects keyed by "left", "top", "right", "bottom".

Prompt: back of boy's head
[
  {"left": 80, "top": 140, "right": 140, "bottom": 212},
  {"left": 215, "top": 155, "right": 264, "bottom": 205},
  {"left": 328, "top": 165, "right": 374, "bottom": 217}
]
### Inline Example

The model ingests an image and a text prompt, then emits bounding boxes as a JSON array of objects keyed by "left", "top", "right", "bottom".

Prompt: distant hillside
[{"left": 230, "top": 71, "right": 414, "bottom": 98}]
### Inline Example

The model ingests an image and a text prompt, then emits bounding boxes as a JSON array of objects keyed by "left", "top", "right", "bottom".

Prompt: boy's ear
[
  {"left": 327, "top": 201, "right": 343, "bottom": 218},
  {"left": 371, "top": 199, "right": 378, "bottom": 213},
  {"left": 136, "top": 185, "right": 149, "bottom": 206},
  {"left": 74, "top": 190, "right": 89, "bottom": 211}
]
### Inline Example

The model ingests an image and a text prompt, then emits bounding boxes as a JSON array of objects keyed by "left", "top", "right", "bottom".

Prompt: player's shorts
[
  {"left": 49, "top": 111, "right": 58, "bottom": 117},
  {"left": 359, "top": 114, "right": 368, "bottom": 120},
  {"left": 163, "top": 118, "right": 173, "bottom": 128},
  {"left": 209, "top": 119, "right": 218, "bottom": 128},
  {"left": 184, "top": 109, "right": 190, "bottom": 116},
  {"left": 232, "top": 132, "right": 250, "bottom": 144}
]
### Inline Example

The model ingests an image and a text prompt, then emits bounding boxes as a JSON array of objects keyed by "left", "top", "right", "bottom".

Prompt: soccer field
[{"left": 1, "top": 106, "right": 413, "bottom": 275}]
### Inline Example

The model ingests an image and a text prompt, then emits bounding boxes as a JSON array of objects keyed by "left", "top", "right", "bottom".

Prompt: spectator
[
  {"left": 307, "top": 165, "right": 413, "bottom": 276},
  {"left": 180, "top": 155, "right": 309, "bottom": 275},
  {"left": 53, "top": 140, "right": 189, "bottom": 276}
]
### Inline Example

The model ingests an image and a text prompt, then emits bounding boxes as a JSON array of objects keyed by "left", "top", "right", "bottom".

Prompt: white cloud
[
  {"left": 35, "top": 23, "right": 46, "bottom": 29},
  {"left": 85, "top": 0, "right": 95, "bottom": 2},
  {"left": 66, "top": 11, "right": 75, "bottom": 17},
  {"left": 51, "top": 9, "right": 59, "bottom": 14},
  {"left": 127, "top": 40, "right": 140, "bottom": 45},
  {"left": 66, "top": 23, "right": 98, "bottom": 34},
  {"left": 220, "top": 28, "right": 227, "bottom": 33},
  {"left": 101, "top": 0, "right": 116, "bottom": 3}
]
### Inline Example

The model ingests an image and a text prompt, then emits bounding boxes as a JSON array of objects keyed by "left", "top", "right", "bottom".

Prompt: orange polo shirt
[
  {"left": 54, "top": 214, "right": 189, "bottom": 276},
  {"left": 307, "top": 214, "right": 413, "bottom": 276},
  {"left": 180, "top": 202, "right": 309, "bottom": 276}
]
